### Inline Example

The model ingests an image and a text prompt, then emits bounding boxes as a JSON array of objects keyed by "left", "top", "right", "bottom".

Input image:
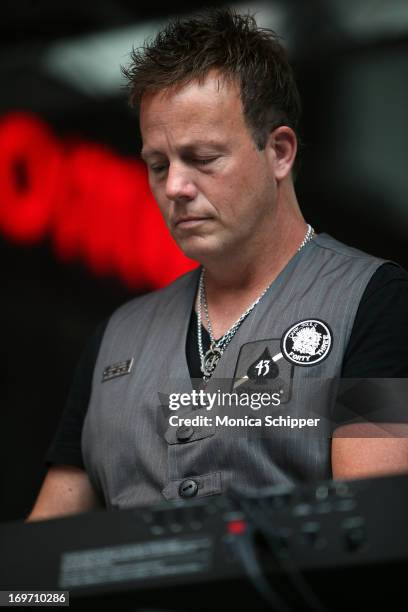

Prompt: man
[{"left": 28, "top": 9, "right": 408, "bottom": 521}]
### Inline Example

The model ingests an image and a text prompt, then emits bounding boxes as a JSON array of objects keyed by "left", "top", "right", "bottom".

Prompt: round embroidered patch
[{"left": 281, "top": 319, "right": 332, "bottom": 366}]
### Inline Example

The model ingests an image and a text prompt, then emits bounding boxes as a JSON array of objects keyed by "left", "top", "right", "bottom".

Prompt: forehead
[{"left": 139, "top": 72, "right": 248, "bottom": 149}]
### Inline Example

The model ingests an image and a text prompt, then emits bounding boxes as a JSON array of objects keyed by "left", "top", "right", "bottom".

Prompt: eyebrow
[
  {"left": 140, "top": 148, "right": 153, "bottom": 161},
  {"left": 141, "top": 140, "right": 226, "bottom": 161},
  {"left": 140, "top": 149, "right": 159, "bottom": 162}
]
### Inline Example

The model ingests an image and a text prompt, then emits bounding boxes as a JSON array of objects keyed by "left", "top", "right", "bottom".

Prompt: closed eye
[
  {"left": 148, "top": 157, "right": 219, "bottom": 174},
  {"left": 194, "top": 157, "right": 219, "bottom": 166},
  {"left": 149, "top": 163, "right": 168, "bottom": 174}
]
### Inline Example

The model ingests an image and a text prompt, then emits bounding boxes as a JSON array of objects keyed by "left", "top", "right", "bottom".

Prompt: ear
[{"left": 266, "top": 126, "right": 297, "bottom": 181}]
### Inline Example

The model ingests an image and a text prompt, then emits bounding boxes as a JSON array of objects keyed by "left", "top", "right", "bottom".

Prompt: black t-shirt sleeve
[
  {"left": 342, "top": 262, "right": 408, "bottom": 377},
  {"left": 45, "top": 319, "right": 108, "bottom": 469},
  {"left": 334, "top": 262, "right": 408, "bottom": 428}
]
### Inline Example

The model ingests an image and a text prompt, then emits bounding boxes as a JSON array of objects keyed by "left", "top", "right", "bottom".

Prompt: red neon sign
[{"left": 0, "top": 112, "right": 197, "bottom": 289}]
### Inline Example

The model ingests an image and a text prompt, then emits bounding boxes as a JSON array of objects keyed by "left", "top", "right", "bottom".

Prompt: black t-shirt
[{"left": 46, "top": 263, "right": 408, "bottom": 469}]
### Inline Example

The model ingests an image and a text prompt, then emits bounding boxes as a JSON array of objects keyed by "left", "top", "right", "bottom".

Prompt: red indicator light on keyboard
[{"left": 227, "top": 520, "right": 247, "bottom": 535}]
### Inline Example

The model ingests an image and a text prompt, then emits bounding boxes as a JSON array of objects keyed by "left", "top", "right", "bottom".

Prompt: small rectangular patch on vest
[{"left": 102, "top": 358, "right": 134, "bottom": 382}]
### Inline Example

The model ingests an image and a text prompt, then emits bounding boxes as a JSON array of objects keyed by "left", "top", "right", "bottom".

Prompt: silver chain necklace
[{"left": 197, "top": 224, "right": 315, "bottom": 381}]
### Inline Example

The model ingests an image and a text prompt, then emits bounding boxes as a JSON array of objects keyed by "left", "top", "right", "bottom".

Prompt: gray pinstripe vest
[{"left": 82, "top": 234, "right": 384, "bottom": 509}]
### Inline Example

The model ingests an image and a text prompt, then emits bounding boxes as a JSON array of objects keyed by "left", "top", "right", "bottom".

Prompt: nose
[{"left": 165, "top": 162, "right": 197, "bottom": 202}]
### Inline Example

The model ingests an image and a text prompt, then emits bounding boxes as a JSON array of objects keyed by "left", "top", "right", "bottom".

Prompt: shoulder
[
  {"left": 343, "top": 262, "right": 408, "bottom": 377},
  {"left": 313, "top": 233, "right": 386, "bottom": 264},
  {"left": 357, "top": 261, "right": 408, "bottom": 317},
  {"left": 108, "top": 267, "right": 200, "bottom": 328},
  {"left": 362, "top": 261, "right": 408, "bottom": 294}
]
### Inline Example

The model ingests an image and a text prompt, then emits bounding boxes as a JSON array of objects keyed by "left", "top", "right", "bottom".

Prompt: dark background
[{"left": 1, "top": 0, "right": 408, "bottom": 522}]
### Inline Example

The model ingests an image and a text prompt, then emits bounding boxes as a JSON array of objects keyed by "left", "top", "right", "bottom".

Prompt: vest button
[
  {"left": 179, "top": 479, "right": 199, "bottom": 498},
  {"left": 176, "top": 425, "right": 194, "bottom": 442}
]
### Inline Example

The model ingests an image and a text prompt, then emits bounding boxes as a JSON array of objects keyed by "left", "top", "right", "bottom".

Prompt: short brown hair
[{"left": 123, "top": 8, "right": 301, "bottom": 164}]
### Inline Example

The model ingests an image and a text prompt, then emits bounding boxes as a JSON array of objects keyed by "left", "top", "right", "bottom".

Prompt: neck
[
  {"left": 195, "top": 186, "right": 311, "bottom": 338},
  {"left": 204, "top": 185, "right": 307, "bottom": 293}
]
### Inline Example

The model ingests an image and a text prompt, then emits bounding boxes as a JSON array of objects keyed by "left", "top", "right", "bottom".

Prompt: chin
[{"left": 176, "top": 236, "right": 223, "bottom": 263}]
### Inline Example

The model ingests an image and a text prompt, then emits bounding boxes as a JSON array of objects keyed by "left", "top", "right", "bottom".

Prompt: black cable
[
  {"left": 228, "top": 523, "right": 294, "bottom": 612},
  {"left": 239, "top": 497, "right": 329, "bottom": 612}
]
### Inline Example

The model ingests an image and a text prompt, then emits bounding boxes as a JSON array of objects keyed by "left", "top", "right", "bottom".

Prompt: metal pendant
[{"left": 202, "top": 342, "right": 223, "bottom": 378}]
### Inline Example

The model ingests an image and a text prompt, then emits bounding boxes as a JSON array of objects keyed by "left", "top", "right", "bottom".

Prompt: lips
[{"left": 174, "top": 216, "right": 210, "bottom": 226}]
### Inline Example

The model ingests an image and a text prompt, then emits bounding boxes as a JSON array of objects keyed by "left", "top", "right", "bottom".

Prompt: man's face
[{"left": 140, "top": 71, "right": 278, "bottom": 263}]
